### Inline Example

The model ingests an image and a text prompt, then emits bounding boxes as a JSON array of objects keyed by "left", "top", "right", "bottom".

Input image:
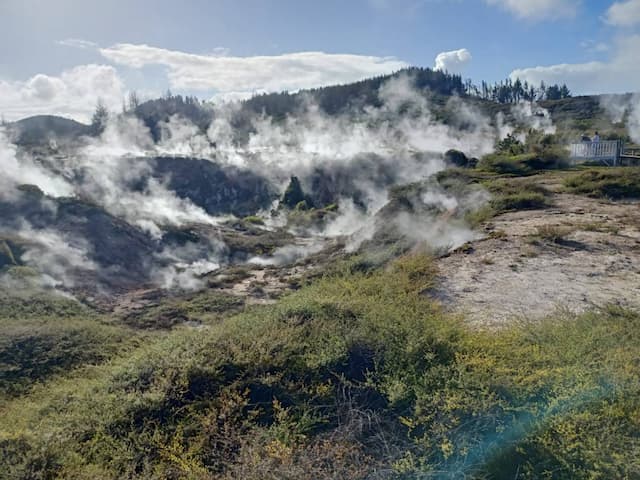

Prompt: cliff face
[{"left": 148, "top": 156, "right": 276, "bottom": 217}]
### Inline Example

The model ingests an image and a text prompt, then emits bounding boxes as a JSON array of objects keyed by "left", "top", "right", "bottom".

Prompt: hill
[{"left": 7, "top": 115, "right": 90, "bottom": 146}]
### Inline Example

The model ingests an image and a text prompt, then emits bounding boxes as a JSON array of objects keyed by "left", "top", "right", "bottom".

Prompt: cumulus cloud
[
  {"left": 485, "top": 0, "right": 580, "bottom": 20},
  {"left": 606, "top": 0, "right": 640, "bottom": 27},
  {"left": 0, "top": 64, "right": 125, "bottom": 122},
  {"left": 510, "top": 35, "right": 640, "bottom": 95},
  {"left": 434, "top": 49, "right": 472, "bottom": 74},
  {"left": 99, "top": 43, "right": 408, "bottom": 97}
]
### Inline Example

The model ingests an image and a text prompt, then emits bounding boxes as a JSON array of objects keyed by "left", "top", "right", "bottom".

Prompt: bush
[
  {"left": 564, "top": 167, "right": 640, "bottom": 199},
  {"left": 3, "top": 256, "right": 640, "bottom": 478},
  {"left": 478, "top": 148, "right": 568, "bottom": 176},
  {"left": 491, "top": 192, "right": 549, "bottom": 211},
  {"left": 242, "top": 215, "right": 265, "bottom": 225},
  {"left": 444, "top": 149, "right": 477, "bottom": 168}
]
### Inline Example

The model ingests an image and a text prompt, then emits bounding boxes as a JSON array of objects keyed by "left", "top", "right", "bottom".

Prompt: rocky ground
[{"left": 434, "top": 173, "right": 640, "bottom": 327}]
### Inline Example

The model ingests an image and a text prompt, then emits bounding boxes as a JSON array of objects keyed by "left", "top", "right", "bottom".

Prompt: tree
[
  {"left": 546, "top": 84, "right": 562, "bottom": 101},
  {"left": 281, "top": 176, "right": 306, "bottom": 209},
  {"left": 90, "top": 99, "right": 109, "bottom": 136},
  {"left": 128, "top": 91, "right": 140, "bottom": 111}
]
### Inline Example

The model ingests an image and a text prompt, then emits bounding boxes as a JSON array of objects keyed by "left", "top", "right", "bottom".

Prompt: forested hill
[
  {"left": 238, "top": 66, "right": 572, "bottom": 119},
  {"left": 6, "top": 66, "right": 624, "bottom": 148}
]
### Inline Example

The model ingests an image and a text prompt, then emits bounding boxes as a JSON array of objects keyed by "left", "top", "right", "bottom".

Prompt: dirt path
[{"left": 434, "top": 186, "right": 640, "bottom": 327}]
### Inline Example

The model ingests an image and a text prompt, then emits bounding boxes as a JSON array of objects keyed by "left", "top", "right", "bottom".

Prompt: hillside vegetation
[{"left": 2, "top": 246, "right": 640, "bottom": 478}]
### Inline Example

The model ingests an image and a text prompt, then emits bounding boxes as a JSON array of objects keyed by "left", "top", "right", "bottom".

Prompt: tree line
[{"left": 86, "top": 67, "right": 572, "bottom": 137}]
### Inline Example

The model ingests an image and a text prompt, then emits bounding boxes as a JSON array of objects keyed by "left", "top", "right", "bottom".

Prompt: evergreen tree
[
  {"left": 282, "top": 176, "right": 306, "bottom": 209},
  {"left": 90, "top": 99, "right": 109, "bottom": 136}
]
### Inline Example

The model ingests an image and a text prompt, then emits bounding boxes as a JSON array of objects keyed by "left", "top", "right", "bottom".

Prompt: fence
[{"left": 569, "top": 140, "right": 623, "bottom": 166}]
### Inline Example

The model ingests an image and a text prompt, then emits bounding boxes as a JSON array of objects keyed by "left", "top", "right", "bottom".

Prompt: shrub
[
  {"left": 564, "top": 167, "right": 640, "bottom": 199},
  {"left": 243, "top": 215, "right": 265, "bottom": 225},
  {"left": 3, "top": 255, "right": 640, "bottom": 478},
  {"left": 478, "top": 148, "right": 568, "bottom": 176}
]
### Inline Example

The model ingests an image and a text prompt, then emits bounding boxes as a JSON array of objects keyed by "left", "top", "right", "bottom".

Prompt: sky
[{"left": 1, "top": 0, "right": 639, "bottom": 122}]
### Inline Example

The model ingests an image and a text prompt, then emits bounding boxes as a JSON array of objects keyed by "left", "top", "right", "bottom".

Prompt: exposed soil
[{"left": 434, "top": 176, "right": 640, "bottom": 327}]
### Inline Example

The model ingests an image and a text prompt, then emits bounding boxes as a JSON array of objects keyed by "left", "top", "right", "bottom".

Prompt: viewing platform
[{"left": 569, "top": 140, "right": 640, "bottom": 166}]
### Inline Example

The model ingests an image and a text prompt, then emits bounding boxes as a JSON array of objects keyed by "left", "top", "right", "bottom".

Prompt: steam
[
  {"left": 152, "top": 237, "right": 225, "bottom": 290},
  {"left": 0, "top": 220, "right": 96, "bottom": 289},
  {"left": 600, "top": 93, "right": 640, "bottom": 142},
  {"left": 0, "top": 71, "right": 557, "bottom": 293},
  {"left": 248, "top": 241, "right": 324, "bottom": 267},
  {"left": 64, "top": 116, "right": 223, "bottom": 237},
  {"left": 511, "top": 101, "right": 556, "bottom": 135},
  {"left": 0, "top": 128, "right": 73, "bottom": 199}
]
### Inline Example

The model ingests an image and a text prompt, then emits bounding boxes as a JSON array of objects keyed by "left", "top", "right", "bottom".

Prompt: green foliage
[
  {"left": 460, "top": 176, "right": 552, "bottom": 226},
  {"left": 495, "top": 133, "right": 526, "bottom": 155},
  {"left": 281, "top": 176, "right": 307, "bottom": 209},
  {"left": 90, "top": 99, "right": 109, "bottom": 136},
  {"left": 121, "top": 290, "right": 245, "bottom": 329},
  {"left": 0, "top": 294, "right": 132, "bottom": 399},
  {"left": 242, "top": 215, "right": 265, "bottom": 225},
  {"left": 294, "top": 200, "right": 309, "bottom": 211},
  {"left": 564, "top": 167, "right": 640, "bottom": 199},
  {"left": 478, "top": 147, "right": 568, "bottom": 176},
  {"left": 2, "top": 255, "right": 640, "bottom": 478},
  {"left": 444, "top": 149, "right": 477, "bottom": 168}
]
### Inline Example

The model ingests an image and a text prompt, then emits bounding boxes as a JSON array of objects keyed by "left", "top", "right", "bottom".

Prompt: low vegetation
[
  {"left": 478, "top": 148, "right": 568, "bottom": 177},
  {"left": 564, "top": 167, "right": 640, "bottom": 199},
  {"left": 2, "top": 252, "right": 640, "bottom": 479}
]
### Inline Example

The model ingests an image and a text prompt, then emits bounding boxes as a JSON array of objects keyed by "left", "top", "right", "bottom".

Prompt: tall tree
[
  {"left": 90, "top": 99, "right": 109, "bottom": 136},
  {"left": 128, "top": 91, "right": 140, "bottom": 111}
]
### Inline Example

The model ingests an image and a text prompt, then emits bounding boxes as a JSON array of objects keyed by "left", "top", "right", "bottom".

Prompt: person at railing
[{"left": 591, "top": 131, "right": 600, "bottom": 156}]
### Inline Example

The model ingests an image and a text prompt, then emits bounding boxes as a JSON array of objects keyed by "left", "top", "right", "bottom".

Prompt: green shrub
[
  {"left": 491, "top": 192, "right": 549, "bottom": 212},
  {"left": 564, "top": 167, "right": 640, "bottom": 199},
  {"left": 2, "top": 255, "right": 640, "bottom": 478},
  {"left": 478, "top": 148, "right": 568, "bottom": 176},
  {"left": 242, "top": 215, "right": 265, "bottom": 225}
]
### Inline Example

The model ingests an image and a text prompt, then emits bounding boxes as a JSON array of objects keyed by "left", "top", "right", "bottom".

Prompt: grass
[
  {"left": 1, "top": 254, "right": 640, "bottom": 479},
  {"left": 465, "top": 177, "right": 553, "bottom": 226},
  {"left": 533, "top": 224, "right": 577, "bottom": 244},
  {"left": 0, "top": 293, "right": 137, "bottom": 400},
  {"left": 564, "top": 167, "right": 640, "bottom": 199},
  {"left": 120, "top": 290, "right": 246, "bottom": 329}
]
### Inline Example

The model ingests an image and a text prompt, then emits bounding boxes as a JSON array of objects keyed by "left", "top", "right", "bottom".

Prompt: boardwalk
[{"left": 569, "top": 140, "right": 640, "bottom": 166}]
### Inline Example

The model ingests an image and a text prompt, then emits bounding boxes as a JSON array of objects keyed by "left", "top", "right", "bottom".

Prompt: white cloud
[
  {"left": 57, "top": 38, "right": 98, "bottom": 50},
  {"left": 580, "top": 40, "right": 609, "bottom": 53},
  {"left": 99, "top": 43, "right": 408, "bottom": 97},
  {"left": 606, "top": 0, "right": 640, "bottom": 27},
  {"left": 0, "top": 64, "right": 125, "bottom": 122},
  {"left": 510, "top": 35, "right": 640, "bottom": 94},
  {"left": 485, "top": 0, "right": 580, "bottom": 20},
  {"left": 434, "top": 48, "right": 472, "bottom": 74}
]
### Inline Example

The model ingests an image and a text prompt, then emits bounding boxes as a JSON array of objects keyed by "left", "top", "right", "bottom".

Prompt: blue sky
[{"left": 1, "top": 0, "right": 639, "bottom": 121}]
